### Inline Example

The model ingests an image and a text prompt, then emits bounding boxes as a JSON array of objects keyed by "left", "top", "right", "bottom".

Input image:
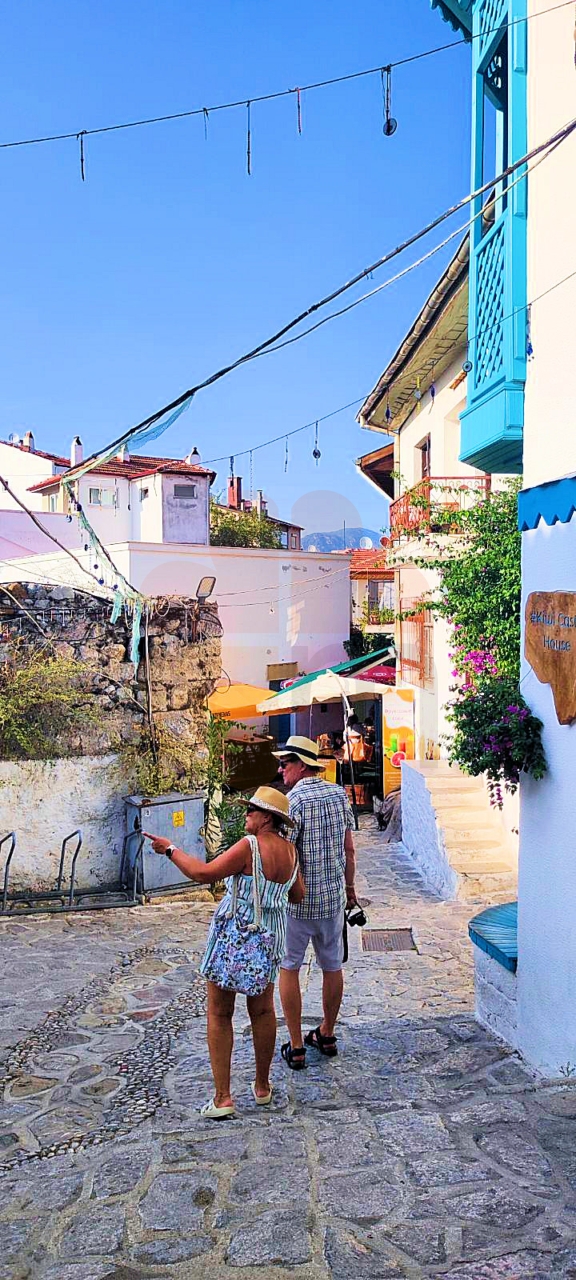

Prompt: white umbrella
[{"left": 257, "top": 671, "right": 388, "bottom": 715}]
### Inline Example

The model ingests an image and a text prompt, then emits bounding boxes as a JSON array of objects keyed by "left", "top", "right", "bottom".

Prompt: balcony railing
[{"left": 389, "top": 476, "right": 491, "bottom": 540}]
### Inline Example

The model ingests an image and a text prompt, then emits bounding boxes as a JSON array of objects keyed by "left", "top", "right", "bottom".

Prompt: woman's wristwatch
[{"left": 164, "top": 844, "right": 176, "bottom": 860}]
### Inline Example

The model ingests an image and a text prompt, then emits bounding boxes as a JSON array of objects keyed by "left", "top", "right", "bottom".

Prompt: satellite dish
[
  {"left": 8, "top": 432, "right": 21, "bottom": 444},
  {"left": 359, "top": 537, "right": 374, "bottom": 549}
]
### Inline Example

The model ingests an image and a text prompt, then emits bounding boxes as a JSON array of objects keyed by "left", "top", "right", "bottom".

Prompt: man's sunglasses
[{"left": 278, "top": 755, "right": 300, "bottom": 768}]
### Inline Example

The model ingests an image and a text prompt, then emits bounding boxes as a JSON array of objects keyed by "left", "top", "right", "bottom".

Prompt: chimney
[
  {"left": 116, "top": 444, "right": 129, "bottom": 463},
  {"left": 256, "top": 490, "right": 267, "bottom": 517},
  {"left": 70, "top": 436, "right": 83, "bottom": 467},
  {"left": 186, "top": 447, "right": 202, "bottom": 465},
  {"left": 22, "top": 431, "right": 35, "bottom": 452},
  {"left": 228, "top": 475, "right": 242, "bottom": 509}
]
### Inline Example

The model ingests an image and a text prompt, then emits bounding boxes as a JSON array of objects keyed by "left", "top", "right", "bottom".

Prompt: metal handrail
[
  {"left": 390, "top": 475, "right": 491, "bottom": 539},
  {"left": 1, "top": 832, "right": 16, "bottom": 913},
  {"left": 63, "top": 831, "right": 83, "bottom": 907}
]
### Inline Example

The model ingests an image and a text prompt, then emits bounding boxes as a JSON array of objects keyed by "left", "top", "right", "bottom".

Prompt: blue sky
[{"left": 0, "top": 0, "right": 471, "bottom": 535}]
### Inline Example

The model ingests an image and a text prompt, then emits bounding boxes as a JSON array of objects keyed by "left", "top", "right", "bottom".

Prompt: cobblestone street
[{"left": 2, "top": 820, "right": 576, "bottom": 1279}]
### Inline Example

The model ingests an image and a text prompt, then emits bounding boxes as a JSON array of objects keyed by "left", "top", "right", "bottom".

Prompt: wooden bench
[{"left": 468, "top": 901, "right": 518, "bottom": 972}]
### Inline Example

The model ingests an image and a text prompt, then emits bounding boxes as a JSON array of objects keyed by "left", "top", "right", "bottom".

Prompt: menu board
[{"left": 383, "top": 688, "right": 415, "bottom": 795}]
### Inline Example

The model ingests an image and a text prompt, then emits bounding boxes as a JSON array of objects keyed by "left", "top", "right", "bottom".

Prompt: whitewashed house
[
  {"left": 426, "top": 0, "right": 576, "bottom": 1074},
  {"left": 0, "top": 436, "right": 350, "bottom": 696}
]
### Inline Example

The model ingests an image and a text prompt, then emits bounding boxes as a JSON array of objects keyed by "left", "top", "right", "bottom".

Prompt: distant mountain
[{"left": 302, "top": 528, "right": 383, "bottom": 553}]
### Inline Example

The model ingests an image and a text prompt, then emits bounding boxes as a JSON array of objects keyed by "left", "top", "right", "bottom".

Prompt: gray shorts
[{"left": 281, "top": 911, "right": 345, "bottom": 973}]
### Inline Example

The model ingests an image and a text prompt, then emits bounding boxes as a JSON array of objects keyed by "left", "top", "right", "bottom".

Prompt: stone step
[
  {"left": 402, "top": 759, "right": 518, "bottom": 903},
  {"left": 458, "top": 871, "right": 518, "bottom": 901},
  {"left": 426, "top": 778, "right": 484, "bottom": 794},
  {"left": 432, "top": 806, "right": 502, "bottom": 826},
  {"left": 450, "top": 852, "right": 516, "bottom": 874},
  {"left": 440, "top": 829, "right": 509, "bottom": 849}
]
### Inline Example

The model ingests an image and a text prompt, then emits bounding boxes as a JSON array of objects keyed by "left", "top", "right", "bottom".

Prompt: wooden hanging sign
[{"left": 525, "top": 591, "right": 576, "bottom": 725}]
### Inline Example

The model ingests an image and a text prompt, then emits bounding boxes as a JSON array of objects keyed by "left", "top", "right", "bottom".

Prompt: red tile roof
[
  {"left": 349, "top": 544, "right": 392, "bottom": 579},
  {"left": 28, "top": 453, "right": 215, "bottom": 491}
]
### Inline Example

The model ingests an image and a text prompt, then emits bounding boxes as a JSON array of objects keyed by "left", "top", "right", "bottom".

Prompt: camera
[{"left": 345, "top": 902, "right": 367, "bottom": 928}]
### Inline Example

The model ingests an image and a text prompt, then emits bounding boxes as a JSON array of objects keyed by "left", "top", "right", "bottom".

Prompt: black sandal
[
  {"left": 304, "top": 1026, "right": 338, "bottom": 1057},
  {"left": 281, "top": 1041, "right": 307, "bottom": 1071}
]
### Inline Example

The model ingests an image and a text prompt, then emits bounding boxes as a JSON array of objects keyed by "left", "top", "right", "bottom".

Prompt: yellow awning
[{"left": 208, "top": 683, "right": 275, "bottom": 719}]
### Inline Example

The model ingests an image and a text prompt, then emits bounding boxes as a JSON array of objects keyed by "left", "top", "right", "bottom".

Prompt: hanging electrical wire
[
  {"left": 62, "top": 113, "right": 576, "bottom": 480},
  {"left": 0, "top": 1, "right": 571, "bottom": 157}
]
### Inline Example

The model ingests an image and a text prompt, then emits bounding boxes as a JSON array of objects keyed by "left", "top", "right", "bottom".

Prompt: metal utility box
[{"left": 125, "top": 791, "right": 206, "bottom": 893}]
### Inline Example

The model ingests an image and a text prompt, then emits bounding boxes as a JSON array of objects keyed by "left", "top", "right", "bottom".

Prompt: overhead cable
[
  {"left": 67, "top": 113, "right": 576, "bottom": 477},
  {"left": 0, "top": 0, "right": 572, "bottom": 154}
]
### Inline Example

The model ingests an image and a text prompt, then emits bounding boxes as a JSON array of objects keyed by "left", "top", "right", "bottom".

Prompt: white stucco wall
[
  {"left": 394, "top": 356, "right": 475, "bottom": 492},
  {"left": 517, "top": 515, "right": 576, "bottom": 1074},
  {"left": 523, "top": 1, "right": 576, "bottom": 487},
  {"left": 400, "top": 760, "right": 458, "bottom": 899},
  {"left": 474, "top": 948, "right": 518, "bottom": 1048},
  {"left": 395, "top": 562, "right": 453, "bottom": 760},
  {"left": 161, "top": 473, "right": 210, "bottom": 545},
  {"left": 0, "top": 539, "right": 350, "bottom": 688},
  {"left": 77, "top": 475, "right": 132, "bottom": 543},
  {"left": 0, "top": 442, "right": 60, "bottom": 512},
  {"left": 130, "top": 473, "right": 164, "bottom": 543},
  {"left": 125, "top": 543, "right": 349, "bottom": 686},
  {"left": 0, "top": 755, "right": 128, "bottom": 891}
]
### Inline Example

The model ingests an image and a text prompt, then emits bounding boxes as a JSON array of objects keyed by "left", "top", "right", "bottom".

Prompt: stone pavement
[{"left": 2, "top": 820, "right": 576, "bottom": 1279}]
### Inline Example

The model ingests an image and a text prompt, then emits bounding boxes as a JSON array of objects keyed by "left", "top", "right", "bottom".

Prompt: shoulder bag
[{"left": 202, "top": 834, "right": 277, "bottom": 997}]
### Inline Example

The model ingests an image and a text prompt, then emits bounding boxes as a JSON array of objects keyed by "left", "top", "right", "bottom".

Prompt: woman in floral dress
[{"left": 146, "top": 786, "right": 304, "bottom": 1118}]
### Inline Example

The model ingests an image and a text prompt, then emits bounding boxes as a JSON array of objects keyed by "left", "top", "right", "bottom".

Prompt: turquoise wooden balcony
[{"left": 431, "top": 0, "right": 528, "bottom": 475}]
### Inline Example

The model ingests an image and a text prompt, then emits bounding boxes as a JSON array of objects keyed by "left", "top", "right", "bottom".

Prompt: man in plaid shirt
[{"left": 274, "top": 736, "right": 357, "bottom": 1069}]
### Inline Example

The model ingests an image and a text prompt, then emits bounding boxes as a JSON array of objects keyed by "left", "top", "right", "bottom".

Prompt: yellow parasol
[{"left": 208, "top": 683, "right": 275, "bottom": 720}]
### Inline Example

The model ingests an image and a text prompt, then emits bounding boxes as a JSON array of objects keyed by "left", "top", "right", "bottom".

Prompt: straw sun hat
[
  {"left": 240, "top": 786, "right": 295, "bottom": 828},
  {"left": 271, "top": 735, "right": 324, "bottom": 769}
]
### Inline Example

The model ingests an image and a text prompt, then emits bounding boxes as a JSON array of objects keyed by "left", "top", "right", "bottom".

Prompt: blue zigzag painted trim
[{"left": 518, "top": 475, "right": 576, "bottom": 531}]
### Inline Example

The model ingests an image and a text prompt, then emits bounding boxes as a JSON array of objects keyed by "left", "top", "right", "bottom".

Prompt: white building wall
[
  {"left": 0, "top": 756, "right": 126, "bottom": 891},
  {"left": 523, "top": 0, "right": 576, "bottom": 487},
  {"left": 517, "top": 515, "right": 576, "bottom": 1074},
  {"left": 394, "top": 358, "right": 475, "bottom": 493},
  {"left": 0, "top": 538, "right": 349, "bottom": 688},
  {"left": 77, "top": 475, "right": 132, "bottom": 543},
  {"left": 130, "top": 473, "right": 164, "bottom": 543},
  {"left": 0, "top": 443, "right": 60, "bottom": 512},
  {"left": 161, "top": 474, "right": 210, "bottom": 544}
]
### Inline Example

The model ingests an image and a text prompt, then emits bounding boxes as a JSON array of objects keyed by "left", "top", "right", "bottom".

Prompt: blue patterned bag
[{"left": 202, "top": 835, "right": 276, "bottom": 996}]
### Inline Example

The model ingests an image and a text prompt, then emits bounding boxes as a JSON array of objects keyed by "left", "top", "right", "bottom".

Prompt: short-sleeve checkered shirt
[{"left": 287, "top": 777, "right": 355, "bottom": 920}]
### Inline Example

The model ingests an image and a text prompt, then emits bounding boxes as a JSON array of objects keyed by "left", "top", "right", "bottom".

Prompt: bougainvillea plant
[
  {"left": 410, "top": 480, "right": 547, "bottom": 806},
  {"left": 445, "top": 676, "right": 546, "bottom": 807}
]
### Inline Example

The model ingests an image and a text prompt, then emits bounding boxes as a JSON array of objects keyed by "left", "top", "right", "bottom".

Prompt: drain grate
[{"left": 362, "top": 928, "right": 417, "bottom": 953}]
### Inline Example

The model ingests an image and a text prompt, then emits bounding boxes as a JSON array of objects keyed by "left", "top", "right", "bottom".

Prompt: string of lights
[{"left": 0, "top": 0, "right": 571, "bottom": 161}]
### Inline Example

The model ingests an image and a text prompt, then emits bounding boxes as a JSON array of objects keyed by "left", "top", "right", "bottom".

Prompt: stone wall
[
  {"left": 0, "top": 582, "right": 221, "bottom": 758},
  {"left": 0, "top": 583, "right": 222, "bottom": 891}
]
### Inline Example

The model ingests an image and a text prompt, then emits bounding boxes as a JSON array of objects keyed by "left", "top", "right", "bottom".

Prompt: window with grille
[
  {"left": 400, "top": 598, "right": 434, "bottom": 689},
  {"left": 173, "top": 484, "right": 197, "bottom": 499}
]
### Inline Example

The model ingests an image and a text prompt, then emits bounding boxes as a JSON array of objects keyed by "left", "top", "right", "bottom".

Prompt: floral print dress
[{"left": 200, "top": 836, "right": 298, "bottom": 987}]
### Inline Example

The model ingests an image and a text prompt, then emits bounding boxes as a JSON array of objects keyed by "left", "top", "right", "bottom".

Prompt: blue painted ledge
[
  {"left": 469, "top": 901, "right": 518, "bottom": 973},
  {"left": 518, "top": 474, "right": 576, "bottom": 531}
]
